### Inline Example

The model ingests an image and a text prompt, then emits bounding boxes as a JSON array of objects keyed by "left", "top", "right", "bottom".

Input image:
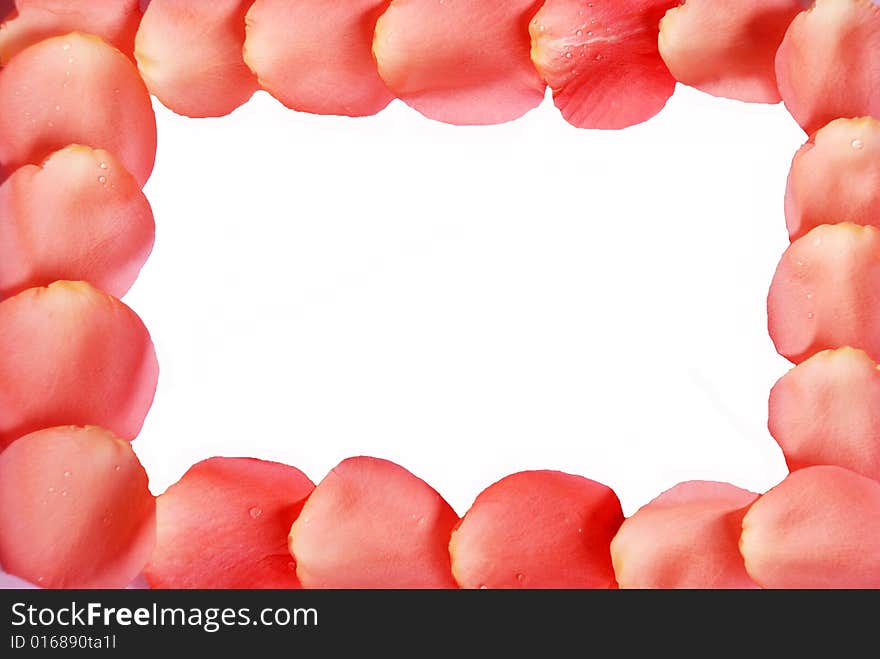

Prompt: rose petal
[
  {"left": 0, "top": 145, "right": 154, "bottom": 299},
  {"left": 373, "top": 0, "right": 545, "bottom": 125},
  {"left": 244, "top": 0, "right": 392, "bottom": 117},
  {"left": 0, "top": 425, "right": 156, "bottom": 589},
  {"left": 289, "top": 457, "right": 458, "bottom": 588},
  {"left": 530, "top": 0, "right": 677, "bottom": 129},
  {"left": 740, "top": 465, "right": 880, "bottom": 588},
  {"left": 658, "top": 0, "right": 806, "bottom": 104},
  {"left": 768, "top": 223, "right": 880, "bottom": 364},
  {"left": 136, "top": 0, "right": 258, "bottom": 118},
  {"left": 0, "top": 0, "right": 141, "bottom": 66},
  {"left": 769, "top": 347, "right": 880, "bottom": 481},
  {"left": 785, "top": 117, "right": 880, "bottom": 241},
  {"left": 145, "top": 457, "right": 314, "bottom": 589},
  {"left": 776, "top": 0, "right": 880, "bottom": 135},
  {"left": 0, "top": 281, "right": 158, "bottom": 449},
  {"left": 450, "top": 470, "right": 623, "bottom": 588},
  {"left": 0, "top": 32, "right": 156, "bottom": 186},
  {"left": 611, "top": 481, "right": 759, "bottom": 589}
]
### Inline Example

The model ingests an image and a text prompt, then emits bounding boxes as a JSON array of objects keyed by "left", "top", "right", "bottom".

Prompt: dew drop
[
  {"left": 98, "top": 176, "right": 107, "bottom": 184},
  {"left": 248, "top": 506, "right": 262, "bottom": 519},
  {"left": 479, "top": 585, "right": 488, "bottom": 589},
  {"left": 807, "top": 312, "right": 814, "bottom": 319},
  {"left": 60, "top": 490, "right": 68, "bottom": 497},
  {"left": 576, "top": 29, "right": 583, "bottom": 37},
  {"left": 61, "top": 42, "right": 71, "bottom": 51},
  {"left": 565, "top": 52, "right": 573, "bottom": 59},
  {"left": 37, "top": 577, "right": 44, "bottom": 583},
  {"left": 806, "top": 292, "right": 813, "bottom": 300},
  {"left": 63, "top": 470, "right": 71, "bottom": 478},
  {"left": 67, "top": 57, "right": 74, "bottom": 65},
  {"left": 114, "top": 465, "right": 121, "bottom": 471},
  {"left": 287, "top": 561, "right": 296, "bottom": 571},
  {"left": 54, "top": 104, "right": 61, "bottom": 112},
  {"left": 852, "top": 139, "right": 864, "bottom": 150},
  {"left": 516, "top": 573, "right": 525, "bottom": 582},
  {"left": 48, "top": 487, "right": 55, "bottom": 493},
  {"left": 99, "top": 162, "right": 108, "bottom": 169}
]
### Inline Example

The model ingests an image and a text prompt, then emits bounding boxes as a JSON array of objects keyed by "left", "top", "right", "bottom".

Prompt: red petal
[
  {"left": 450, "top": 470, "right": 623, "bottom": 588},
  {"left": 145, "top": 457, "right": 314, "bottom": 589},
  {"left": 373, "top": 0, "right": 545, "bottom": 125},
  {"left": 0, "top": 145, "right": 154, "bottom": 298},
  {"left": 244, "top": 0, "right": 392, "bottom": 117},
  {"left": 785, "top": 117, "right": 880, "bottom": 241},
  {"left": 0, "top": 281, "right": 158, "bottom": 449},
  {"left": 136, "top": 0, "right": 258, "bottom": 118},
  {"left": 776, "top": 0, "right": 880, "bottom": 135},
  {"left": 530, "top": 0, "right": 677, "bottom": 129},
  {"left": 769, "top": 347, "right": 880, "bottom": 481},
  {"left": 611, "top": 481, "right": 759, "bottom": 589},
  {"left": 0, "top": 32, "right": 156, "bottom": 186},
  {"left": 0, "top": 0, "right": 141, "bottom": 66},
  {"left": 658, "top": 0, "right": 805, "bottom": 104},
  {"left": 289, "top": 457, "right": 458, "bottom": 588},
  {"left": 0, "top": 425, "right": 156, "bottom": 589},
  {"left": 768, "top": 224, "right": 880, "bottom": 364},
  {"left": 740, "top": 466, "right": 880, "bottom": 588}
]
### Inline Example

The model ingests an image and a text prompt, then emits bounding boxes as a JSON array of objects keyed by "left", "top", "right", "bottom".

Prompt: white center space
[{"left": 126, "top": 87, "right": 803, "bottom": 516}]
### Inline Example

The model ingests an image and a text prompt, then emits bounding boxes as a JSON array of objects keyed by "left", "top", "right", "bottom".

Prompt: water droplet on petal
[
  {"left": 248, "top": 506, "right": 262, "bottom": 519},
  {"left": 98, "top": 176, "right": 107, "bottom": 184},
  {"left": 63, "top": 471, "right": 71, "bottom": 478},
  {"left": 61, "top": 42, "right": 71, "bottom": 51},
  {"left": 852, "top": 139, "right": 864, "bottom": 150}
]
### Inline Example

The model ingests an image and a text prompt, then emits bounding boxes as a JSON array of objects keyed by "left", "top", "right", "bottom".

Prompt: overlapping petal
[
  {"left": 0, "top": 145, "right": 154, "bottom": 299},
  {"left": 785, "top": 117, "right": 880, "bottom": 241},
  {"left": 289, "top": 457, "right": 459, "bottom": 588},
  {"left": 0, "top": 32, "right": 156, "bottom": 185},
  {"left": 776, "top": 0, "right": 880, "bottom": 134},
  {"left": 373, "top": 0, "right": 546, "bottom": 125},
  {"left": 769, "top": 347, "right": 880, "bottom": 481},
  {"left": 658, "top": 0, "right": 806, "bottom": 103},
  {"left": 136, "top": 0, "right": 258, "bottom": 118},
  {"left": 768, "top": 224, "right": 880, "bottom": 364},
  {"left": 450, "top": 470, "right": 623, "bottom": 588},
  {"left": 244, "top": 0, "right": 392, "bottom": 117},
  {"left": 0, "top": 425, "right": 155, "bottom": 588},
  {"left": 146, "top": 457, "right": 314, "bottom": 589},
  {"left": 740, "top": 466, "right": 880, "bottom": 588},
  {"left": 530, "top": 0, "right": 678, "bottom": 129},
  {"left": 611, "top": 481, "right": 759, "bottom": 589},
  {"left": 0, "top": 0, "right": 141, "bottom": 66},
  {"left": 0, "top": 281, "right": 158, "bottom": 449}
]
